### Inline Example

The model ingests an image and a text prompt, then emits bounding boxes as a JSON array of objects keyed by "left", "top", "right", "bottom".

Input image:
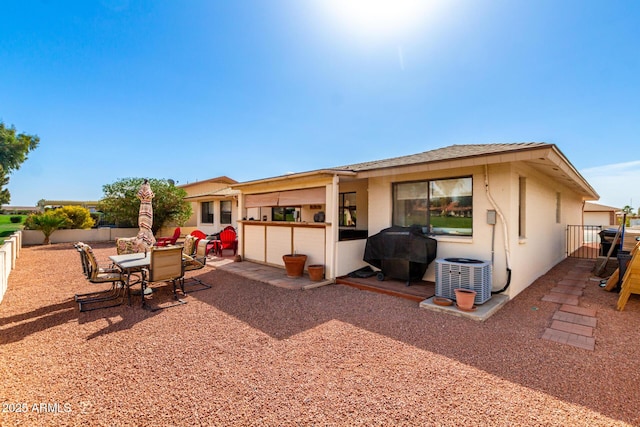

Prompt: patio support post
[
  {"left": 238, "top": 192, "right": 245, "bottom": 258},
  {"left": 330, "top": 174, "right": 339, "bottom": 280}
]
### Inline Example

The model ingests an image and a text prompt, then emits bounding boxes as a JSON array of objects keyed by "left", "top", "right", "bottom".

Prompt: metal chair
[
  {"left": 182, "top": 239, "right": 212, "bottom": 293},
  {"left": 74, "top": 242, "right": 90, "bottom": 278},
  {"left": 141, "top": 246, "right": 185, "bottom": 311},
  {"left": 77, "top": 244, "right": 126, "bottom": 312}
]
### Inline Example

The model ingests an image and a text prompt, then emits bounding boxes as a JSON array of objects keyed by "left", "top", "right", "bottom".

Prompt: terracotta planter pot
[
  {"left": 283, "top": 254, "right": 307, "bottom": 278},
  {"left": 308, "top": 264, "right": 324, "bottom": 281},
  {"left": 454, "top": 288, "right": 477, "bottom": 311}
]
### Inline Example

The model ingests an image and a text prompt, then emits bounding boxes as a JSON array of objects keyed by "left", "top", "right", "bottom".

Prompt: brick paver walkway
[{"left": 541, "top": 260, "right": 597, "bottom": 350}]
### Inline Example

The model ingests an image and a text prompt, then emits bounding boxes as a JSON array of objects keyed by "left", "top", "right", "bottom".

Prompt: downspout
[
  {"left": 484, "top": 164, "right": 512, "bottom": 294},
  {"left": 330, "top": 174, "right": 339, "bottom": 281}
]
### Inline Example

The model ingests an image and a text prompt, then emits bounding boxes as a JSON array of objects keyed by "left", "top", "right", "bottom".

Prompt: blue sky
[{"left": 2, "top": 0, "right": 639, "bottom": 209}]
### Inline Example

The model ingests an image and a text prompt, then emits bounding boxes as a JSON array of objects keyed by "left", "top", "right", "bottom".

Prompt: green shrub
[
  {"left": 25, "top": 211, "right": 67, "bottom": 244},
  {"left": 56, "top": 205, "right": 95, "bottom": 229},
  {"left": 10, "top": 216, "right": 22, "bottom": 223}
]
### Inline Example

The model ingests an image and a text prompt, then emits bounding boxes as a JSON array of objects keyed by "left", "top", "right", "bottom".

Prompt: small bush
[{"left": 10, "top": 216, "right": 22, "bottom": 223}]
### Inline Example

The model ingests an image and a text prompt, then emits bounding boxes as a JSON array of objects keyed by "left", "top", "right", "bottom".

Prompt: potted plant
[{"left": 282, "top": 253, "right": 307, "bottom": 278}]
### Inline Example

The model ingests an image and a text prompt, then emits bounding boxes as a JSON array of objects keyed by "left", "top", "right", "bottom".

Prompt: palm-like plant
[{"left": 30, "top": 211, "right": 67, "bottom": 244}]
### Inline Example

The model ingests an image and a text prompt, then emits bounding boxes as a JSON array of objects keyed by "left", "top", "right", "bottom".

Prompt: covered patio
[{"left": 1, "top": 242, "right": 639, "bottom": 426}]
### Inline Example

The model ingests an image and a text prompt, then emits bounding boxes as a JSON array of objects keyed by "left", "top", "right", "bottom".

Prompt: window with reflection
[
  {"left": 393, "top": 177, "right": 473, "bottom": 236},
  {"left": 339, "top": 192, "right": 356, "bottom": 227},
  {"left": 201, "top": 201, "right": 214, "bottom": 224},
  {"left": 221, "top": 200, "right": 232, "bottom": 224},
  {"left": 272, "top": 207, "right": 299, "bottom": 222}
]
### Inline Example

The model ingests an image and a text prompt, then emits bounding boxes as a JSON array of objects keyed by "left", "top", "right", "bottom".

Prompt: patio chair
[
  {"left": 141, "top": 246, "right": 185, "bottom": 311},
  {"left": 77, "top": 244, "right": 126, "bottom": 312},
  {"left": 217, "top": 228, "right": 238, "bottom": 257},
  {"left": 183, "top": 234, "right": 199, "bottom": 257},
  {"left": 182, "top": 239, "right": 213, "bottom": 293},
  {"left": 190, "top": 229, "right": 207, "bottom": 240},
  {"left": 155, "top": 227, "right": 181, "bottom": 247},
  {"left": 75, "top": 242, "right": 90, "bottom": 278},
  {"left": 188, "top": 229, "right": 219, "bottom": 255},
  {"left": 116, "top": 237, "right": 140, "bottom": 255}
]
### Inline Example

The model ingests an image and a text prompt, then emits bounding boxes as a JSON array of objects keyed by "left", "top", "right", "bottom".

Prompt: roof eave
[{"left": 231, "top": 169, "right": 357, "bottom": 189}]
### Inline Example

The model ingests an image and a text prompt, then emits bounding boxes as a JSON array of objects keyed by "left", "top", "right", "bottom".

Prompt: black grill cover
[{"left": 364, "top": 226, "right": 437, "bottom": 270}]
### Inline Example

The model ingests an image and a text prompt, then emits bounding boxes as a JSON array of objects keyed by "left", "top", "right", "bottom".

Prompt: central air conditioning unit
[{"left": 435, "top": 258, "right": 492, "bottom": 304}]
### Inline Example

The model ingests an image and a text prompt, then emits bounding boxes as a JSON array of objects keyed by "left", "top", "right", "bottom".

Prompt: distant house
[
  {"left": 40, "top": 200, "right": 100, "bottom": 212},
  {"left": 1, "top": 205, "right": 40, "bottom": 214},
  {"left": 231, "top": 143, "right": 599, "bottom": 300},
  {"left": 583, "top": 202, "right": 619, "bottom": 227},
  {"left": 179, "top": 176, "right": 239, "bottom": 235}
]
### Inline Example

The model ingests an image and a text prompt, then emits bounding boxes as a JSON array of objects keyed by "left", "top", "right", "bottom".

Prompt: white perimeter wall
[
  {"left": 22, "top": 228, "right": 138, "bottom": 245},
  {"left": 0, "top": 232, "right": 21, "bottom": 304}
]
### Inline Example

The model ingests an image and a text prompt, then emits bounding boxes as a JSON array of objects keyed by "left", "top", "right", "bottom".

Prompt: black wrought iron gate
[{"left": 566, "top": 225, "right": 602, "bottom": 259}]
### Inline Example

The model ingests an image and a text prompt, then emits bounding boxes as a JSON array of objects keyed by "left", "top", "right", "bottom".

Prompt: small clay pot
[
  {"left": 308, "top": 264, "right": 324, "bottom": 281},
  {"left": 454, "top": 288, "right": 477, "bottom": 311}
]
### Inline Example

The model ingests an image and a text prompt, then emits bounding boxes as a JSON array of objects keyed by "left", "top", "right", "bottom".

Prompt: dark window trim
[
  {"left": 339, "top": 191, "right": 357, "bottom": 227},
  {"left": 220, "top": 200, "right": 232, "bottom": 225},
  {"left": 201, "top": 201, "right": 214, "bottom": 224}
]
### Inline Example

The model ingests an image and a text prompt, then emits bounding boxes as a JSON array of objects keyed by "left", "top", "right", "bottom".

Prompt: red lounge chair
[
  {"left": 217, "top": 229, "right": 238, "bottom": 257},
  {"left": 156, "top": 227, "right": 180, "bottom": 247},
  {"left": 190, "top": 230, "right": 207, "bottom": 240}
]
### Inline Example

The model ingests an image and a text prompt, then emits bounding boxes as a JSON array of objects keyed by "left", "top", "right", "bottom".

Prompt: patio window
[
  {"left": 393, "top": 177, "right": 473, "bottom": 236},
  {"left": 339, "top": 192, "right": 356, "bottom": 227},
  {"left": 201, "top": 201, "right": 214, "bottom": 224},
  {"left": 272, "top": 207, "right": 299, "bottom": 222},
  {"left": 221, "top": 200, "right": 232, "bottom": 224}
]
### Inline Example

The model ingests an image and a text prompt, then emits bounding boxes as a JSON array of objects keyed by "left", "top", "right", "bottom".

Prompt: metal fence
[{"left": 566, "top": 225, "right": 602, "bottom": 259}]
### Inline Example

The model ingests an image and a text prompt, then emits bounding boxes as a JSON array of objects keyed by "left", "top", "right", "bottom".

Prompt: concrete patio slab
[{"left": 419, "top": 294, "right": 510, "bottom": 321}]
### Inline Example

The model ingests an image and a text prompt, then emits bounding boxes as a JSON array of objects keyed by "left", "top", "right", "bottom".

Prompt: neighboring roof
[
  {"left": 584, "top": 202, "right": 620, "bottom": 212},
  {"left": 178, "top": 176, "right": 237, "bottom": 188},
  {"left": 42, "top": 200, "right": 99, "bottom": 206},
  {"left": 183, "top": 186, "right": 240, "bottom": 200},
  {"left": 1, "top": 205, "right": 39, "bottom": 211}
]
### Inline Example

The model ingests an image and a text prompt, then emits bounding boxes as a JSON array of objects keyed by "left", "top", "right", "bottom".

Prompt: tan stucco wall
[
  {"left": 584, "top": 211, "right": 614, "bottom": 227},
  {"left": 193, "top": 199, "right": 238, "bottom": 235},
  {"left": 181, "top": 180, "right": 237, "bottom": 232},
  {"left": 355, "top": 162, "right": 587, "bottom": 300},
  {"left": 504, "top": 162, "right": 584, "bottom": 298}
]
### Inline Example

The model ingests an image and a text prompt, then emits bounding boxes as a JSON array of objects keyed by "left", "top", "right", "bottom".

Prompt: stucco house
[
  {"left": 179, "top": 176, "right": 240, "bottom": 236},
  {"left": 230, "top": 143, "right": 599, "bottom": 301},
  {"left": 583, "top": 202, "right": 619, "bottom": 227}
]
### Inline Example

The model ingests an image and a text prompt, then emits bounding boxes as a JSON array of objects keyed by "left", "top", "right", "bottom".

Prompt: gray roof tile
[{"left": 333, "top": 142, "right": 551, "bottom": 171}]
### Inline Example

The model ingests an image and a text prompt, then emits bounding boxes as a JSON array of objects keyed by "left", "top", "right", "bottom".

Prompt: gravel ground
[{"left": 1, "top": 242, "right": 639, "bottom": 426}]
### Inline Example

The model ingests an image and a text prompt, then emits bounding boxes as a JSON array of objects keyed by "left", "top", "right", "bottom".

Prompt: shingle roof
[
  {"left": 183, "top": 186, "right": 240, "bottom": 200},
  {"left": 584, "top": 202, "right": 620, "bottom": 211},
  {"left": 333, "top": 142, "right": 551, "bottom": 172}
]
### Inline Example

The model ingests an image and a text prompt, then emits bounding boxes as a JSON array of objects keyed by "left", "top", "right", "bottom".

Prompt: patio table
[
  {"left": 110, "top": 250, "right": 189, "bottom": 308},
  {"left": 109, "top": 252, "right": 150, "bottom": 306}
]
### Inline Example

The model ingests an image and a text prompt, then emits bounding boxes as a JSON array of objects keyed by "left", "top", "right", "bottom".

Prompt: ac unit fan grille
[{"left": 435, "top": 258, "right": 492, "bottom": 304}]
